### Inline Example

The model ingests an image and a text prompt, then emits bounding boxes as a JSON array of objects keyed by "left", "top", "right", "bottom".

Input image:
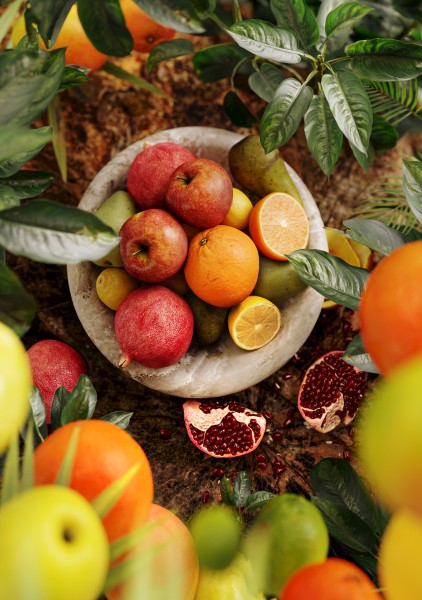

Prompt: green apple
[
  {"left": 0, "top": 322, "right": 31, "bottom": 454},
  {"left": 252, "top": 254, "right": 307, "bottom": 307},
  {"left": 0, "top": 485, "right": 109, "bottom": 600},
  {"left": 190, "top": 505, "right": 241, "bottom": 570},
  {"left": 93, "top": 191, "right": 137, "bottom": 267}
]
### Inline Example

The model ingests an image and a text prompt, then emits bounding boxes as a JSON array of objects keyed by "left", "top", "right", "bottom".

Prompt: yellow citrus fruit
[
  {"left": 228, "top": 296, "right": 281, "bottom": 351},
  {"left": 378, "top": 508, "right": 422, "bottom": 600},
  {"left": 323, "top": 228, "right": 360, "bottom": 309},
  {"left": 222, "top": 188, "right": 254, "bottom": 230},
  {"left": 0, "top": 322, "right": 31, "bottom": 454},
  {"left": 96, "top": 268, "right": 138, "bottom": 311},
  {"left": 248, "top": 193, "right": 309, "bottom": 261}
]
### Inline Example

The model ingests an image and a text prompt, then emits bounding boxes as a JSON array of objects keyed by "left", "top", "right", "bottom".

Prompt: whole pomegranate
[
  {"left": 115, "top": 285, "right": 194, "bottom": 369},
  {"left": 27, "top": 340, "right": 88, "bottom": 424},
  {"left": 298, "top": 350, "right": 368, "bottom": 433},
  {"left": 183, "top": 399, "right": 267, "bottom": 458}
]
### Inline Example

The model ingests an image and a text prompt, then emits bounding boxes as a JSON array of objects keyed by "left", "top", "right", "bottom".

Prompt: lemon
[
  {"left": 222, "top": 188, "right": 254, "bottom": 230},
  {"left": 96, "top": 268, "right": 138, "bottom": 311},
  {"left": 228, "top": 296, "right": 281, "bottom": 351},
  {"left": 0, "top": 322, "right": 31, "bottom": 453}
]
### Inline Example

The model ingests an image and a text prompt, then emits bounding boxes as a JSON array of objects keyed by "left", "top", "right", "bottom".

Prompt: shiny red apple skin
[
  {"left": 165, "top": 158, "right": 233, "bottom": 228},
  {"left": 120, "top": 209, "right": 188, "bottom": 282}
]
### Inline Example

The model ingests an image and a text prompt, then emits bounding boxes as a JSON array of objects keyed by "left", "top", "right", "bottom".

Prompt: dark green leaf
[
  {"left": 402, "top": 159, "right": 422, "bottom": 225},
  {"left": 60, "top": 375, "right": 97, "bottom": 425},
  {"left": 347, "top": 550, "right": 379, "bottom": 585},
  {"left": 101, "top": 61, "right": 173, "bottom": 100},
  {"left": 0, "top": 187, "right": 20, "bottom": 210},
  {"left": 59, "top": 65, "right": 90, "bottom": 90},
  {"left": 364, "top": 79, "right": 422, "bottom": 128},
  {"left": 316, "top": 0, "right": 351, "bottom": 52},
  {"left": 349, "top": 140, "right": 375, "bottom": 173},
  {"left": 392, "top": 0, "right": 422, "bottom": 21},
  {"left": 0, "top": 126, "right": 52, "bottom": 178},
  {"left": 343, "top": 335, "right": 380, "bottom": 374},
  {"left": 99, "top": 411, "right": 133, "bottom": 430},
  {"left": 25, "top": 0, "right": 74, "bottom": 47},
  {"left": 248, "top": 63, "right": 285, "bottom": 102},
  {"left": 343, "top": 218, "right": 411, "bottom": 255},
  {"left": 325, "top": 2, "right": 372, "bottom": 38},
  {"left": 322, "top": 70, "right": 372, "bottom": 155},
  {"left": 347, "top": 38, "right": 422, "bottom": 81},
  {"left": 220, "top": 475, "right": 235, "bottom": 506},
  {"left": 0, "top": 199, "right": 120, "bottom": 264},
  {"left": 0, "top": 262, "right": 36, "bottom": 336},
  {"left": 227, "top": 19, "right": 302, "bottom": 64},
  {"left": 147, "top": 39, "right": 194, "bottom": 74},
  {"left": 50, "top": 386, "right": 71, "bottom": 431},
  {"left": 245, "top": 491, "right": 276, "bottom": 512},
  {"left": 132, "top": 0, "right": 205, "bottom": 34},
  {"left": 77, "top": 0, "right": 133, "bottom": 57},
  {"left": 286, "top": 249, "right": 369, "bottom": 310},
  {"left": 233, "top": 471, "right": 251, "bottom": 507},
  {"left": 193, "top": 43, "right": 250, "bottom": 82},
  {"left": 190, "top": 0, "right": 216, "bottom": 19},
  {"left": 261, "top": 79, "right": 313, "bottom": 152},
  {"left": 304, "top": 93, "right": 343, "bottom": 177},
  {"left": 223, "top": 91, "right": 257, "bottom": 127},
  {"left": 29, "top": 387, "right": 47, "bottom": 430},
  {"left": 370, "top": 114, "right": 399, "bottom": 151},
  {"left": 0, "top": 171, "right": 54, "bottom": 199},
  {"left": 48, "top": 95, "right": 67, "bottom": 182},
  {"left": 270, "top": 0, "right": 320, "bottom": 51}
]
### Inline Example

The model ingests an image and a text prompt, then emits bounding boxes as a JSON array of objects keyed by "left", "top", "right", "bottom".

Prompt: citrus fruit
[
  {"left": 248, "top": 192, "right": 309, "bottom": 261},
  {"left": 120, "top": 0, "right": 176, "bottom": 53},
  {"left": 184, "top": 225, "right": 259, "bottom": 308},
  {"left": 280, "top": 558, "right": 382, "bottom": 600},
  {"left": 222, "top": 188, "right": 254, "bottom": 230},
  {"left": 244, "top": 493, "right": 329, "bottom": 597},
  {"left": 190, "top": 505, "right": 241, "bottom": 570},
  {"left": 12, "top": 7, "right": 107, "bottom": 72},
  {"left": 378, "top": 508, "right": 422, "bottom": 600},
  {"left": 252, "top": 254, "right": 307, "bottom": 307},
  {"left": 195, "top": 553, "right": 265, "bottom": 600},
  {"left": 323, "top": 228, "right": 361, "bottom": 309},
  {"left": 357, "top": 353, "right": 422, "bottom": 514},
  {"left": 0, "top": 322, "right": 31, "bottom": 454},
  {"left": 96, "top": 267, "right": 138, "bottom": 310},
  {"left": 359, "top": 240, "right": 422, "bottom": 374},
  {"left": 348, "top": 238, "right": 373, "bottom": 269},
  {"left": 34, "top": 420, "right": 154, "bottom": 543},
  {"left": 228, "top": 296, "right": 281, "bottom": 351}
]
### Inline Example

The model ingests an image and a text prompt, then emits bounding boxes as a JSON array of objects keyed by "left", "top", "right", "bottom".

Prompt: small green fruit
[
  {"left": 195, "top": 553, "right": 265, "bottom": 600},
  {"left": 93, "top": 191, "right": 137, "bottom": 267},
  {"left": 186, "top": 291, "right": 228, "bottom": 345},
  {"left": 190, "top": 505, "right": 241, "bottom": 570},
  {"left": 253, "top": 254, "right": 307, "bottom": 307}
]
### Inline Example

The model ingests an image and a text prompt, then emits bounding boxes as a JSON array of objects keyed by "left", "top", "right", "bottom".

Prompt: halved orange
[
  {"left": 228, "top": 296, "right": 281, "bottom": 351},
  {"left": 248, "top": 192, "right": 309, "bottom": 261}
]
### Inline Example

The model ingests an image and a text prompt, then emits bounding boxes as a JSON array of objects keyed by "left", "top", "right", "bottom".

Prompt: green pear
[
  {"left": 93, "top": 191, "right": 137, "bottom": 267},
  {"left": 195, "top": 554, "right": 265, "bottom": 600},
  {"left": 186, "top": 292, "right": 228, "bottom": 345},
  {"left": 228, "top": 135, "right": 303, "bottom": 206},
  {"left": 253, "top": 254, "right": 307, "bottom": 307}
]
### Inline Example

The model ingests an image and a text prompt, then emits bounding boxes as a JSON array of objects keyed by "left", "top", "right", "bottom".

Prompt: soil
[{"left": 7, "top": 42, "right": 422, "bottom": 521}]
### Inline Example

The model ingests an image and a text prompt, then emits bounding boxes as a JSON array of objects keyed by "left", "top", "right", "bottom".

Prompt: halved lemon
[{"left": 228, "top": 296, "right": 281, "bottom": 351}]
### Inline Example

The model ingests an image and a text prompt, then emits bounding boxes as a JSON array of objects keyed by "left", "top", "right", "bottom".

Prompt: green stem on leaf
[
  {"left": 101, "top": 61, "right": 173, "bottom": 102},
  {"left": 209, "top": 12, "right": 230, "bottom": 33},
  {"left": 230, "top": 56, "right": 251, "bottom": 90}
]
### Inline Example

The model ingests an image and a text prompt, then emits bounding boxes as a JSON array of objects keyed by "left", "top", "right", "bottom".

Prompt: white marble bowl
[{"left": 67, "top": 126, "right": 327, "bottom": 398}]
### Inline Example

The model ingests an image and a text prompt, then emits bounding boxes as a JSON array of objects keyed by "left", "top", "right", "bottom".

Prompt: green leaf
[
  {"left": 77, "top": 0, "right": 133, "bottom": 57},
  {"left": 193, "top": 44, "right": 250, "bottom": 83},
  {"left": 109, "top": 523, "right": 152, "bottom": 563},
  {"left": 55, "top": 424, "right": 80, "bottom": 486},
  {"left": 346, "top": 38, "right": 422, "bottom": 81},
  {"left": 132, "top": 0, "right": 205, "bottom": 34},
  {"left": 304, "top": 93, "right": 343, "bottom": 177},
  {"left": 25, "top": 0, "right": 74, "bottom": 47},
  {"left": 270, "top": 0, "right": 319, "bottom": 51},
  {"left": 1, "top": 434, "right": 19, "bottom": 506},
  {"left": 402, "top": 160, "right": 422, "bottom": 225},
  {"left": 0, "top": 126, "right": 52, "bottom": 178},
  {"left": 392, "top": 0, "right": 422, "bottom": 21},
  {"left": 60, "top": 375, "right": 96, "bottom": 425},
  {"left": 99, "top": 411, "right": 133, "bottom": 430},
  {"left": 0, "top": 187, "right": 20, "bottom": 210},
  {"left": 100, "top": 61, "right": 173, "bottom": 101},
  {"left": 349, "top": 140, "right": 374, "bottom": 173},
  {"left": 233, "top": 471, "right": 251, "bottom": 507},
  {"left": 50, "top": 386, "right": 71, "bottom": 431},
  {"left": 91, "top": 463, "right": 140, "bottom": 519},
  {"left": 245, "top": 491, "right": 276, "bottom": 512},
  {"left": 227, "top": 19, "right": 302, "bottom": 64},
  {"left": 370, "top": 114, "right": 399, "bottom": 151},
  {"left": 343, "top": 335, "right": 380, "bottom": 374},
  {"left": 0, "top": 170, "right": 54, "bottom": 199},
  {"left": 147, "top": 39, "right": 194, "bottom": 74},
  {"left": 0, "top": 0, "right": 23, "bottom": 46},
  {"left": 343, "top": 218, "right": 411, "bottom": 255},
  {"left": 59, "top": 65, "right": 90, "bottom": 91},
  {"left": 48, "top": 95, "right": 67, "bottom": 182},
  {"left": 325, "top": 2, "right": 372, "bottom": 38},
  {"left": 260, "top": 78, "right": 313, "bottom": 152},
  {"left": 248, "top": 63, "right": 285, "bottom": 102},
  {"left": 322, "top": 70, "right": 373, "bottom": 155},
  {"left": 29, "top": 387, "right": 47, "bottom": 430},
  {"left": 0, "top": 199, "right": 121, "bottom": 264},
  {"left": 286, "top": 249, "right": 369, "bottom": 310},
  {"left": 223, "top": 91, "right": 257, "bottom": 127},
  {"left": 220, "top": 475, "right": 235, "bottom": 506},
  {"left": 20, "top": 423, "right": 34, "bottom": 492},
  {"left": 0, "top": 263, "right": 36, "bottom": 337},
  {"left": 190, "top": 0, "right": 216, "bottom": 19},
  {"left": 317, "top": 0, "right": 351, "bottom": 52},
  {"left": 364, "top": 79, "right": 422, "bottom": 128}
]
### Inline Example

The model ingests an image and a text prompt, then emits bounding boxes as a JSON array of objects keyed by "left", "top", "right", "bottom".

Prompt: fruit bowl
[{"left": 67, "top": 126, "right": 327, "bottom": 398}]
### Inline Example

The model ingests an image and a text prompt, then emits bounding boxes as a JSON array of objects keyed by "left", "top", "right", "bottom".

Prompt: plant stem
[
  {"left": 209, "top": 12, "right": 229, "bottom": 33},
  {"left": 326, "top": 56, "right": 352, "bottom": 67},
  {"left": 101, "top": 61, "right": 173, "bottom": 102},
  {"left": 230, "top": 56, "right": 251, "bottom": 90}
]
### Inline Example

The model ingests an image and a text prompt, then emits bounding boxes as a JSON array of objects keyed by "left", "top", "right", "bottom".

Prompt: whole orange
[
  {"left": 184, "top": 225, "right": 259, "bottom": 308},
  {"left": 120, "top": 0, "right": 176, "bottom": 53},
  {"left": 106, "top": 503, "right": 199, "bottom": 600},
  {"left": 359, "top": 240, "right": 422, "bottom": 374},
  {"left": 34, "top": 420, "right": 154, "bottom": 543},
  {"left": 280, "top": 558, "right": 382, "bottom": 600}
]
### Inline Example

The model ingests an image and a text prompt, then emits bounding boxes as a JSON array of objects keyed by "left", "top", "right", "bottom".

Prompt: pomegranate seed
[
  {"left": 273, "top": 381, "right": 281, "bottom": 391},
  {"left": 262, "top": 410, "right": 273, "bottom": 421},
  {"left": 159, "top": 427, "right": 172, "bottom": 439},
  {"left": 232, "top": 471, "right": 238, "bottom": 481},
  {"left": 344, "top": 336, "right": 354, "bottom": 344},
  {"left": 255, "top": 452, "right": 266, "bottom": 462},
  {"left": 257, "top": 461, "right": 267, "bottom": 470},
  {"left": 202, "top": 490, "right": 210, "bottom": 503},
  {"left": 213, "top": 467, "right": 224, "bottom": 477},
  {"left": 272, "top": 461, "right": 286, "bottom": 476},
  {"left": 272, "top": 430, "right": 283, "bottom": 442},
  {"left": 311, "top": 346, "right": 321, "bottom": 356},
  {"left": 282, "top": 373, "right": 292, "bottom": 381},
  {"left": 343, "top": 450, "right": 352, "bottom": 461},
  {"left": 292, "top": 353, "right": 302, "bottom": 364},
  {"left": 284, "top": 408, "right": 296, "bottom": 428}
]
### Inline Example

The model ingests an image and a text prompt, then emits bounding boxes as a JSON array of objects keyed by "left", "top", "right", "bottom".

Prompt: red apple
[
  {"left": 127, "top": 142, "right": 196, "bottom": 209},
  {"left": 120, "top": 209, "right": 188, "bottom": 282},
  {"left": 165, "top": 158, "right": 233, "bottom": 228}
]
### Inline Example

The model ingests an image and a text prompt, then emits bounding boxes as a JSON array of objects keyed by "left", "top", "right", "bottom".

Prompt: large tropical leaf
[
  {"left": 304, "top": 93, "right": 343, "bottom": 177},
  {"left": 0, "top": 126, "right": 52, "bottom": 178},
  {"left": 343, "top": 218, "right": 413, "bottom": 255},
  {"left": 25, "top": 0, "right": 74, "bottom": 48},
  {"left": 402, "top": 160, "right": 422, "bottom": 225},
  {"left": 346, "top": 38, "right": 422, "bottom": 81},
  {"left": 77, "top": 0, "right": 133, "bottom": 57},
  {"left": 147, "top": 39, "right": 194, "bottom": 74},
  {"left": 248, "top": 63, "right": 285, "bottom": 102},
  {"left": 317, "top": 0, "right": 351, "bottom": 52},
  {"left": 270, "top": 0, "right": 319, "bottom": 52},
  {"left": 324, "top": 2, "right": 372, "bottom": 39},
  {"left": 365, "top": 79, "right": 422, "bottom": 126},
  {"left": 193, "top": 44, "right": 250, "bottom": 82},
  {"left": 132, "top": 0, "right": 205, "bottom": 34}
]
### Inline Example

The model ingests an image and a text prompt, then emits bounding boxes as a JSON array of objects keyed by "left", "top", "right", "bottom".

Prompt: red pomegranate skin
[
  {"left": 27, "top": 340, "right": 88, "bottom": 424},
  {"left": 115, "top": 286, "right": 194, "bottom": 369},
  {"left": 127, "top": 142, "right": 196, "bottom": 210}
]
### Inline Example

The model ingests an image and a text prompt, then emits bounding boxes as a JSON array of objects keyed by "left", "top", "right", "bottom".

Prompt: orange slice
[
  {"left": 228, "top": 296, "right": 281, "bottom": 351},
  {"left": 248, "top": 192, "right": 309, "bottom": 261}
]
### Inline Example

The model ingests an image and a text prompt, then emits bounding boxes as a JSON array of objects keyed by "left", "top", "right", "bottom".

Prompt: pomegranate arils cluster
[{"left": 183, "top": 399, "right": 267, "bottom": 458}]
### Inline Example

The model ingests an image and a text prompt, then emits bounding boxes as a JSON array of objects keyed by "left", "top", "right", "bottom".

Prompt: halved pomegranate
[
  {"left": 183, "top": 399, "right": 267, "bottom": 458},
  {"left": 298, "top": 350, "right": 368, "bottom": 433}
]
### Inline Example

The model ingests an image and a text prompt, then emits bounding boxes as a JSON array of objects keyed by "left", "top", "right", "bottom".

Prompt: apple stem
[
  {"left": 119, "top": 354, "right": 131, "bottom": 369},
  {"left": 176, "top": 175, "right": 192, "bottom": 185}
]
